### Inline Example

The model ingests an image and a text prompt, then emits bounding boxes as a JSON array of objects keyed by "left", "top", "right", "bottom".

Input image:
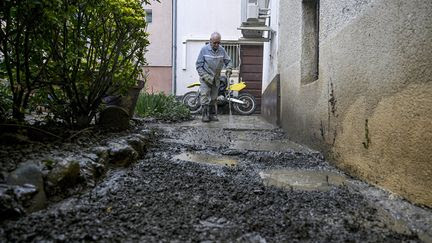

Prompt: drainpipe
[{"left": 171, "top": 0, "right": 177, "bottom": 96}]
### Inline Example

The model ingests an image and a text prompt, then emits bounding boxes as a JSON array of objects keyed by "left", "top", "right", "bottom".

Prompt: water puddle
[
  {"left": 259, "top": 169, "right": 347, "bottom": 191},
  {"left": 230, "top": 139, "right": 311, "bottom": 153},
  {"left": 174, "top": 152, "right": 237, "bottom": 167}
]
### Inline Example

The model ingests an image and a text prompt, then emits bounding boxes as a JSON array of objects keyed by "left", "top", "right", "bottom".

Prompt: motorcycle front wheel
[
  {"left": 233, "top": 92, "right": 257, "bottom": 115},
  {"left": 182, "top": 91, "right": 202, "bottom": 114}
]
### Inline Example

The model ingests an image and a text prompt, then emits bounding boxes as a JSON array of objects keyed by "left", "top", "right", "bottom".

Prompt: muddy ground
[{"left": 1, "top": 115, "right": 431, "bottom": 242}]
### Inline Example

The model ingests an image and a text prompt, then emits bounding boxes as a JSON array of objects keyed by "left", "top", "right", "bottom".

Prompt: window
[
  {"left": 301, "top": 0, "right": 319, "bottom": 84},
  {"left": 145, "top": 9, "right": 152, "bottom": 23},
  {"left": 221, "top": 43, "right": 240, "bottom": 70},
  {"left": 203, "top": 42, "right": 241, "bottom": 70}
]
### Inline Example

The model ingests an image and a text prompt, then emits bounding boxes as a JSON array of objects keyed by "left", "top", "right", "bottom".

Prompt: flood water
[
  {"left": 259, "top": 169, "right": 347, "bottom": 191},
  {"left": 174, "top": 151, "right": 237, "bottom": 167}
]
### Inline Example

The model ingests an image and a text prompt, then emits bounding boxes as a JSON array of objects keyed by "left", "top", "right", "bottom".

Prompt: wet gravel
[{"left": 0, "top": 120, "right": 422, "bottom": 242}]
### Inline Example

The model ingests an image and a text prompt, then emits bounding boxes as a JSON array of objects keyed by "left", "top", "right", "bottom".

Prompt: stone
[
  {"left": 46, "top": 158, "right": 81, "bottom": 196},
  {"left": 79, "top": 157, "right": 106, "bottom": 187},
  {"left": 126, "top": 136, "right": 146, "bottom": 157},
  {"left": 107, "top": 141, "right": 138, "bottom": 167},
  {"left": 6, "top": 162, "right": 46, "bottom": 212},
  {"left": 91, "top": 146, "right": 110, "bottom": 164}
]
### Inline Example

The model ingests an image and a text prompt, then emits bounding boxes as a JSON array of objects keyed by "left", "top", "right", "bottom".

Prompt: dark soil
[
  {"left": 0, "top": 119, "right": 147, "bottom": 175},
  {"left": 0, "top": 121, "right": 420, "bottom": 242}
]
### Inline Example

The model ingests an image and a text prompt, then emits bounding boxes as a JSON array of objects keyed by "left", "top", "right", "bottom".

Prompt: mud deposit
[{"left": 0, "top": 116, "right": 428, "bottom": 242}]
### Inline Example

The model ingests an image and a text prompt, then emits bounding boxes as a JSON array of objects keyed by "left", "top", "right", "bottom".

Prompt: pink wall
[
  {"left": 143, "top": 1, "right": 172, "bottom": 94},
  {"left": 145, "top": 1, "right": 172, "bottom": 66},
  {"left": 144, "top": 67, "right": 172, "bottom": 94}
]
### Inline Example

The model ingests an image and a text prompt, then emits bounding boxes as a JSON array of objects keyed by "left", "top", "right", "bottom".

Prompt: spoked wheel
[
  {"left": 233, "top": 92, "right": 257, "bottom": 115},
  {"left": 182, "top": 91, "right": 202, "bottom": 114}
]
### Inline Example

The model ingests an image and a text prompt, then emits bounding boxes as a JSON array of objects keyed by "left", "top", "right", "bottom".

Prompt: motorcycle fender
[
  {"left": 227, "top": 97, "right": 246, "bottom": 104},
  {"left": 187, "top": 82, "right": 201, "bottom": 88},
  {"left": 228, "top": 82, "right": 246, "bottom": 91}
]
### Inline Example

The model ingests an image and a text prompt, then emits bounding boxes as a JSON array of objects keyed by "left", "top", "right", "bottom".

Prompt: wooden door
[{"left": 239, "top": 45, "right": 263, "bottom": 113}]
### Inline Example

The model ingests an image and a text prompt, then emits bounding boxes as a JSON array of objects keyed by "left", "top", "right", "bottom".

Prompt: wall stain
[
  {"left": 328, "top": 82, "right": 338, "bottom": 117},
  {"left": 326, "top": 78, "right": 339, "bottom": 147},
  {"left": 320, "top": 120, "right": 325, "bottom": 139},
  {"left": 362, "top": 119, "right": 371, "bottom": 149},
  {"left": 332, "top": 129, "right": 338, "bottom": 147}
]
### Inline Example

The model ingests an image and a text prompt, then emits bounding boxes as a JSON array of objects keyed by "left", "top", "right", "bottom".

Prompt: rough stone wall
[{"left": 278, "top": 0, "right": 432, "bottom": 206}]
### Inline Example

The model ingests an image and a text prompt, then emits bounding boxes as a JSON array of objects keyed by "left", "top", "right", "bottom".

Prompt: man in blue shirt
[{"left": 196, "top": 32, "right": 233, "bottom": 122}]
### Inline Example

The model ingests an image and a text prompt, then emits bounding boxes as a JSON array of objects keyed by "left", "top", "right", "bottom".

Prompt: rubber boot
[
  {"left": 201, "top": 105, "right": 210, "bottom": 122},
  {"left": 209, "top": 104, "right": 219, "bottom": 122}
]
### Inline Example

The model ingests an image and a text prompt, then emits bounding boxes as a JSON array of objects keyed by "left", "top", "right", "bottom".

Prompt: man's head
[{"left": 210, "top": 32, "right": 221, "bottom": 51}]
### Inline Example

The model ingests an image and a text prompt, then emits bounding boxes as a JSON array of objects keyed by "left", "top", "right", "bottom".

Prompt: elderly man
[{"left": 196, "top": 32, "right": 233, "bottom": 122}]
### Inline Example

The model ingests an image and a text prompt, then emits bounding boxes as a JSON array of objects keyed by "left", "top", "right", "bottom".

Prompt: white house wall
[
  {"left": 262, "top": 0, "right": 280, "bottom": 91},
  {"left": 175, "top": 0, "right": 242, "bottom": 95}
]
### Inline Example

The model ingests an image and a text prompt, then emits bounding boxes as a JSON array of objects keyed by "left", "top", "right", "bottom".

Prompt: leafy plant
[
  {"left": 0, "top": 0, "right": 53, "bottom": 119},
  {"left": 135, "top": 93, "right": 191, "bottom": 121},
  {"left": 0, "top": 80, "right": 13, "bottom": 120},
  {"left": 43, "top": 0, "right": 151, "bottom": 128},
  {"left": 1, "top": 0, "right": 153, "bottom": 128}
]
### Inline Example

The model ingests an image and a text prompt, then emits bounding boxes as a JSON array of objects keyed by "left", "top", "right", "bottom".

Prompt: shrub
[
  {"left": 135, "top": 93, "right": 191, "bottom": 122},
  {"left": 0, "top": 80, "right": 12, "bottom": 120},
  {"left": 0, "top": 0, "right": 52, "bottom": 119},
  {"left": 42, "top": 0, "right": 151, "bottom": 128},
  {"left": 1, "top": 0, "right": 152, "bottom": 127}
]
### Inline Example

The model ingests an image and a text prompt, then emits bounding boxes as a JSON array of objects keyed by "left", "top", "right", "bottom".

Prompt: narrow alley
[{"left": 1, "top": 115, "right": 431, "bottom": 242}]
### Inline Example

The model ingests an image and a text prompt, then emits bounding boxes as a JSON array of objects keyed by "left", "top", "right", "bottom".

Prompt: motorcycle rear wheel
[
  {"left": 233, "top": 92, "right": 256, "bottom": 115},
  {"left": 182, "top": 91, "right": 202, "bottom": 114}
]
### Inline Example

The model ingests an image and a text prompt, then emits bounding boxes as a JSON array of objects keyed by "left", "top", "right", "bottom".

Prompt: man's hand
[
  {"left": 202, "top": 74, "right": 213, "bottom": 84},
  {"left": 225, "top": 69, "right": 232, "bottom": 78}
]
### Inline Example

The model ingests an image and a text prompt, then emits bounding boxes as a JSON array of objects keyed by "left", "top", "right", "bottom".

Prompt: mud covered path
[{"left": 1, "top": 115, "right": 431, "bottom": 242}]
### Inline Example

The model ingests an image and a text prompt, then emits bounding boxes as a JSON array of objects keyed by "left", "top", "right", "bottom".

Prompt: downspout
[{"left": 171, "top": 0, "right": 177, "bottom": 95}]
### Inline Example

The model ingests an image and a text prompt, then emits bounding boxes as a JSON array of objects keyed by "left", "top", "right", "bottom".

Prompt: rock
[
  {"left": 126, "top": 136, "right": 146, "bottom": 157},
  {"left": 46, "top": 158, "right": 81, "bottom": 196},
  {"left": 107, "top": 141, "right": 138, "bottom": 167},
  {"left": 79, "top": 157, "right": 106, "bottom": 187},
  {"left": 6, "top": 162, "right": 46, "bottom": 212},
  {"left": 91, "top": 146, "right": 110, "bottom": 164}
]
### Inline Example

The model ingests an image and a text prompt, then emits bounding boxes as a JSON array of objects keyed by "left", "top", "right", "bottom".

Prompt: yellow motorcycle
[{"left": 182, "top": 76, "right": 257, "bottom": 115}]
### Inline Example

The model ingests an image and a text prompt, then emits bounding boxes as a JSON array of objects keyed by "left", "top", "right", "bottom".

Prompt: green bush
[
  {"left": 0, "top": 80, "right": 12, "bottom": 120},
  {"left": 135, "top": 93, "right": 191, "bottom": 121},
  {"left": 1, "top": 0, "right": 152, "bottom": 127}
]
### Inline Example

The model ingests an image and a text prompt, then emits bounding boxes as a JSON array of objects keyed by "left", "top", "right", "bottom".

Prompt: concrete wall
[
  {"left": 143, "top": 1, "right": 172, "bottom": 93},
  {"left": 277, "top": 0, "right": 432, "bottom": 207},
  {"left": 175, "top": 0, "right": 242, "bottom": 95}
]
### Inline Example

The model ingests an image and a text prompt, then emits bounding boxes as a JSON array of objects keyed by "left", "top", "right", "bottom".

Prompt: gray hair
[{"left": 210, "top": 32, "right": 221, "bottom": 40}]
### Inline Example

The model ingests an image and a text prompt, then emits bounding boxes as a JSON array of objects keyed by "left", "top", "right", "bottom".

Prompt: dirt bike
[{"left": 182, "top": 76, "right": 257, "bottom": 115}]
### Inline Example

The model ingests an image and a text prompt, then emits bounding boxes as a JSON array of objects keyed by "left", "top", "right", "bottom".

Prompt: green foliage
[
  {"left": 42, "top": 0, "right": 151, "bottom": 128},
  {"left": 1, "top": 0, "right": 152, "bottom": 127},
  {"left": 0, "top": 80, "right": 13, "bottom": 120},
  {"left": 135, "top": 93, "right": 191, "bottom": 122},
  {"left": 0, "top": 0, "right": 53, "bottom": 119}
]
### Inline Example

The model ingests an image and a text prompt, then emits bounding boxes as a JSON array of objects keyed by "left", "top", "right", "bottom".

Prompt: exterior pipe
[{"left": 171, "top": 0, "right": 177, "bottom": 96}]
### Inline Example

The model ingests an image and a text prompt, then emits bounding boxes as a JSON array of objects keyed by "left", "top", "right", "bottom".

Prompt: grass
[{"left": 135, "top": 92, "right": 191, "bottom": 122}]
